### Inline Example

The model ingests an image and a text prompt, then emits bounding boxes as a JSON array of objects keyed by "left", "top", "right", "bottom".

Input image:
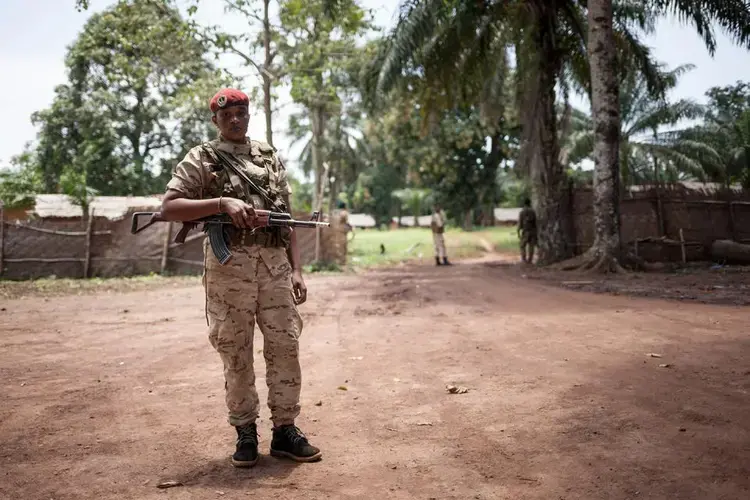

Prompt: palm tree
[
  {"left": 564, "top": 64, "right": 719, "bottom": 186},
  {"left": 288, "top": 106, "right": 370, "bottom": 213},
  {"left": 366, "top": 0, "right": 662, "bottom": 265},
  {"left": 392, "top": 187, "right": 432, "bottom": 227},
  {"left": 677, "top": 109, "right": 750, "bottom": 187},
  {"left": 576, "top": 0, "right": 750, "bottom": 273}
]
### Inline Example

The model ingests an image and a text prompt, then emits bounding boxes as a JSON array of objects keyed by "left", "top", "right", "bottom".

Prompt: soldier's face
[{"left": 213, "top": 105, "right": 250, "bottom": 142}]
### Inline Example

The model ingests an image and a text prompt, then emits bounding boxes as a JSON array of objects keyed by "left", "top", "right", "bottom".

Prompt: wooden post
[
  {"left": 0, "top": 204, "right": 4, "bottom": 276},
  {"left": 314, "top": 162, "right": 330, "bottom": 262},
  {"left": 655, "top": 189, "right": 665, "bottom": 237},
  {"left": 728, "top": 201, "right": 737, "bottom": 241},
  {"left": 84, "top": 208, "right": 95, "bottom": 278},
  {"left": 160, "top": 221, "right": 173, "bottom": 274},
  {"left": 679, "top": 228, "right": 686, "bottom": 264}
]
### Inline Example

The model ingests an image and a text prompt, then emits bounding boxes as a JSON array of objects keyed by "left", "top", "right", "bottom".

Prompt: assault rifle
[{"left": 131, "top": 210, "right": 329, "bottom": 265}]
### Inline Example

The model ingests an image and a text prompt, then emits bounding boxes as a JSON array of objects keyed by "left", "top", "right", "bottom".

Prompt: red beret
[{"left": 209, "top": 88, "right": 249, "bottom": 113}]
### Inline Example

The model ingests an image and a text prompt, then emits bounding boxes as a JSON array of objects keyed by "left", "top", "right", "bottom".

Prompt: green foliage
[
  {"left": 278, "top": 0, "right": 374, "bottom": 206},
  {"left": 34, "top": 0, "right": 233, "bottom": 197},
  {"left": 288, "top": 174, "right": 314, "bottom": 213},
  {"left": 59, "top": 166, "right": 98, "bottom": 216},
  {"left": 564, "top": 63, "right": 719, "bottom": 185},
  {"left": 675, "top": 82, "right": 750, "bottom": 187},
  {"left": 305, "top": 260, "right": 342, "bottom": 273},
  {"left": 347, "top": 226, "right": 518, "bottom": 268},
  {"left": 0, "top": 162, "right": 43, "bottom": 210}
]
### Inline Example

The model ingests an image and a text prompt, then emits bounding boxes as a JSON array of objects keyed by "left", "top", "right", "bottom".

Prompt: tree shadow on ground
[{"left": 478, "top": 336, "right": 750, "bottom": 499}]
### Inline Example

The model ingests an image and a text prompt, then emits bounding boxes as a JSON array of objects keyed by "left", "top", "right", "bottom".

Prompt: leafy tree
[
  {"left": 392, "top": 188, "right": 432, "bottom": 226},
  {"left": 565, "top": 63, "right": 717, "bottom": 186},
  {"left": 278, "top": 0, "right": 374, "bottom": 208},
  {"left": 675, "top": 82, "right": 750, "bottom": 187},
  {"left": 366, "top": 0, "right": 663, "bottom": 264},
  {"left": 28, "top": 0, "right": 232, "bottom": 197},
  {"left": 572, "top": 0, "right": 750, "bottom": 273},
  {"left": 0, "top": 157, "right": 43, "bottom": 210}
]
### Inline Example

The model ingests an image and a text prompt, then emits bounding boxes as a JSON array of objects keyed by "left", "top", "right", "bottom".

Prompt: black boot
[
  {"left": 435, "top": 257, "right": 442, "bottom": 266},
  {"left": 442, "top": 257, "right": 452, "bottom": 265},
  {"left": 270, "top": 425, "right": 322, "bottom": 462},
  {"left": 231, "top": 423, "right": 259, "bottom": 467}
]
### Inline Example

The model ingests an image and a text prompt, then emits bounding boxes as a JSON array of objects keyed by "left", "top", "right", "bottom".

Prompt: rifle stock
[{"left": 130, "top": 210, "right": 329, "bottom": 265}]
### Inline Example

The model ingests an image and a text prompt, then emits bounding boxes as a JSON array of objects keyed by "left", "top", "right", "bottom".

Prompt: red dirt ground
[{"left": 1, "top": 257, "right": 749, "bottom": 500}]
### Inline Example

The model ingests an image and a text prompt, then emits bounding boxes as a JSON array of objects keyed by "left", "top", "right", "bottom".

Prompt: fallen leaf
[
  {"left": 416, "top": 422, "right": 433, "bottom": 426},
  {"left": 315, "top": 400, "right": 323, "bottom": 406},
  {"left": 156, "top": 480, "right": 183, "bottom": 489},
  {"left": 446, "top": 385, "right": 469, "bottom": 394},
  {"left": 647, "top": 353, "right": 662, "bottom": 358},
  {"left": 658, "top": 363, "right": 673, "bottom": 368},
  {"left": 337, "top": 385, "right": 348, "bottom": 391},
  {"left": 216, "top": 491, "right": 225, "bottom": 496},
  {"left": 385, "top": 426, "right": 397, "bottom": 432}
]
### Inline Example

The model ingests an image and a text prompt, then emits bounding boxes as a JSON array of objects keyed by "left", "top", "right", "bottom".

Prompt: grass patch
[{"left": 347, "top": 226, "right": 518, "bottom": 269}]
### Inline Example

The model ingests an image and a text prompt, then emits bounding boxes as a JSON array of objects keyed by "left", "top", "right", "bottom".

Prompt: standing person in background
[
  {"left": 517, "top": 198, "right": 538, "bottom": 264},
  {"left": 430, "top": 203, "right": 451, "bottom": 266}
]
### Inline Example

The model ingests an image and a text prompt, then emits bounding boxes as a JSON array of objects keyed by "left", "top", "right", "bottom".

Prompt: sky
[{"left": 1, "top": 0, "right": 750, "bottom": 180}]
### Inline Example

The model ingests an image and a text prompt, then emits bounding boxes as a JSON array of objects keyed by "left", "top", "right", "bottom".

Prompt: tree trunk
[
  {"left": 567, "top": 0, "right": 624, "bottom": 273},
  {"left": 525, "top": 5, "right": 573, "bottom": 265},
  {"left": 262, "top": 0, "right": 273, "bottom": 147},
  {"left": 310, "top": 108, "right": 324, "bottom": 210}
]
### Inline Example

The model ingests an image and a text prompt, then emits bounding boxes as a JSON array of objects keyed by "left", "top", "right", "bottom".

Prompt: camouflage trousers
[
  {"left": 202, "top": 241, "right": 303, "bottom": 428},
  {"left": 519, "top": 231, "right": 537, "bottom": 263},
  {"left": 432, "top": 232, "right": 446, "bottom": 259}
]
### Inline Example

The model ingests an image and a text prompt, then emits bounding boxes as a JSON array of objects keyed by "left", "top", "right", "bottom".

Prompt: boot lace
[
  {"left": 237, "top": 424, "right": 258, "bottom": 446},
  {"left": 280, "top": 425, "right": 309, "bottom": 446}
]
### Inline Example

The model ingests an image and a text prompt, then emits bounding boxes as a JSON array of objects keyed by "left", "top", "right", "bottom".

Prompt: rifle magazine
[{"left": 206, "top": 224, "right": 232, "bottom": 265}]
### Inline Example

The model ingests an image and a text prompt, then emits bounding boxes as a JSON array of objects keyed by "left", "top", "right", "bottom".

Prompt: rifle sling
[{"left": 202, "top": 143, "right": 285, "bottom": 212}]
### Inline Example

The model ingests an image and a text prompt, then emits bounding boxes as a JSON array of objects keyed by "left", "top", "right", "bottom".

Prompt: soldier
[
  {"left": 517, "top": 197, "right": 537, "bottom": 264},
  {"left": 430, "top": 203, "right": 451, "bottom": 266},
  {"left": 159, "top": 88, "right": 321, "bottom": 467}
]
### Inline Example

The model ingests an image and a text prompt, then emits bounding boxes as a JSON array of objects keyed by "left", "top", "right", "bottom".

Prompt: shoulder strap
[{"left": 201, "top": 142, "right": 285, "bottom": 212}]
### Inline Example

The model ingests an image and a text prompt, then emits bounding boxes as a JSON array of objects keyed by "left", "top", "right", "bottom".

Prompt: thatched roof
[
  {"left": 494, "top": 207, "right": 521, "bottom": 222},
  {"left": 348, "top": 213, "right": 377, "bottom": 228},
  {"left": 26, "top": 194, "right": 163, "bottom": 220},
  {"left": 392, "top": 215, "right": 433, "bottom": 226}
]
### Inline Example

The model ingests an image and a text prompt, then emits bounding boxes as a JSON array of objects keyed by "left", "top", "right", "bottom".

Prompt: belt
[{"left": 227, "top": 227, "right": 283, "bottom": 248}]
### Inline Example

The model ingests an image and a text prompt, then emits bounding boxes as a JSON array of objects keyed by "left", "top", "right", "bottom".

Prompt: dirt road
[{"left": 1, "top": 259, "right": 748, "bottom": 500}]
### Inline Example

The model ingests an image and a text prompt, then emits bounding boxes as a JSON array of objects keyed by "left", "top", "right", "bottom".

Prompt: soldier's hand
[
  {"left": 292, "top": 270, "right": 307, "bottom": 305},
  {"left": 221, "top": 197, "right": 257, "bottom": 228}
]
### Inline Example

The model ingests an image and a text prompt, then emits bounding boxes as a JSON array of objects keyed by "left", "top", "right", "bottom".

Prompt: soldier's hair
[{"left": 524, "top": 198, "right": 531, "bottom": 207}]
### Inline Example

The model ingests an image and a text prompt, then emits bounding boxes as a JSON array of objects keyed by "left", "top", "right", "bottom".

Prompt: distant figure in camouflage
[
  {"left": 518, "top": 198, "right": 537, "bottom": 264},
  {"left": 160, "top": 88, "right": 321, "bottom": 468},
  {"left": 431, "top": 203, "right": 451, "bottom": 266}
]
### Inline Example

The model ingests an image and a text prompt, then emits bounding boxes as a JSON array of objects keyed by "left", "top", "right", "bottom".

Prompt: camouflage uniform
[
  {"left": 431, "top": 209, "right": 450, "bottom": 265},
  {"left": 166, "top": 137, "right": 302, "bottom": 429},
  {"left": 518, "top": 206, "right": 537, "bottom": 263}
]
